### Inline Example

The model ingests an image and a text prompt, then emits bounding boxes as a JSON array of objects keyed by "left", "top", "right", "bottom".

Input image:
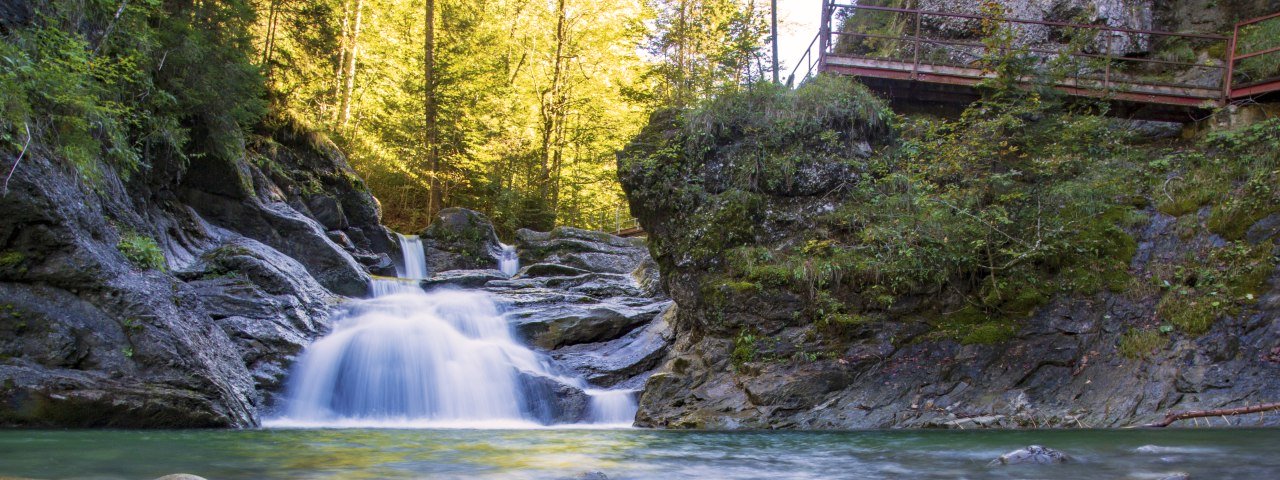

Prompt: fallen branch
[
  {"left": 2, "top": 122, "right": 31, "bottom": 197},
  {"left": 1142, "top": 402, "right": 1280, "bottom": 428}
]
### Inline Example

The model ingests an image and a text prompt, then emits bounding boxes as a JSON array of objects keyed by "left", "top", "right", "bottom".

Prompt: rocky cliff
[
  {"left": 617, "top": 77, "right": 1280, "bottom": 429},
  {"left": 0, "top": 116, "right": 397, "bottom": 427}
]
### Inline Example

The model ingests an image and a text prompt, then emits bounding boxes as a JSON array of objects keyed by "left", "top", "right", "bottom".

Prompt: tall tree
[
  {"left": 424, "top": 0, "right": 441, "bottom": 216},
  {"left": 337, "top": 0, "right": 363, "bottom": 128},
  {"left": 641, "top": 0, "right": 769, "bottom": 105}
]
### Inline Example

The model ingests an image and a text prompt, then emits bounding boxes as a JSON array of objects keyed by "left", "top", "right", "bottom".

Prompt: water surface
[{"left": 1, "top": 428, "right": 1277, "bottom": 479}]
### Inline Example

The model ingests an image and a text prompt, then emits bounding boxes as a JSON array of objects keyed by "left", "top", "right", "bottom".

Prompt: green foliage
[
  {"left": 1233, "top": 17, "right": 1280, "bottom": 85},
  {"left": 1151, "top": 241, "right": 1277, "bottom": 335},
  {"left": 117, "top": 231, "right": 166, "bottom": 271},
  {"left": 1119, "top": 328, "right": 1167, "bottom": 359},
  {"left": 0, "top": 0, "right": 264, "bottom": 184},
  {"left": 731, "top": 329, "right": 760, "bottom": 368},
  {"left": 640, "top": 0, "right": 770, "bottom": 106}
]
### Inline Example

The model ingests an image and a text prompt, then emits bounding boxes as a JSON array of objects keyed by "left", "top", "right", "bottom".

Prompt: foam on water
[{"left": 272, "top": 279, "right": 635, "bottom": 428}]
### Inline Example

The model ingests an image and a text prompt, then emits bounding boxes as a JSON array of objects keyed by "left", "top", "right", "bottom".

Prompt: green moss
[
  {"left": 117, "top": 232, "right": 166, "bottom": 271},
  {"left": 1119, "top": 328, "right": 1167, "bottom": 359},
  {"left": 0, "top": 251, "right": 25, "bottom": 268},
  {"left": 961, "top": 322, "right": 1018, "bottom": 345},
  {"left": 927, "top": 306, "right": 1019, "bottom": 345}
]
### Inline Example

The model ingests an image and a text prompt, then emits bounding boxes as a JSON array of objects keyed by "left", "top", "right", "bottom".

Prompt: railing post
[
  {"left": 1103, "top": 32, "right": 1112, "bottom": 92},
  {"left": 1223, "top": 24, "right": 1238, "bottom": 104},
  {"left": 911, "top": 10, "right": 921, "bottom": 78},
  {"left": 819, "top": 0, "right": 832, "bottom": 72}
]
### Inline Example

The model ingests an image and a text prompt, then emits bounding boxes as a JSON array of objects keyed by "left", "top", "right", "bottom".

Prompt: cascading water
[
  {"left": 397, "top": 234, "right": 429, "bottom": 280},
  {"left": 496, "top": 243, "right": 520, "bottom": 277},
  {"left": 587, "top": 389, "right": 639, "bottom": 425},
  {"left": 269, "top": 279, "right": 638, "bottom": 427}
]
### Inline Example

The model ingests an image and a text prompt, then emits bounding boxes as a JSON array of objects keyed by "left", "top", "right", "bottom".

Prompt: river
[{"left": 1, "top": 428, "right": 1277, "bottom": 479}]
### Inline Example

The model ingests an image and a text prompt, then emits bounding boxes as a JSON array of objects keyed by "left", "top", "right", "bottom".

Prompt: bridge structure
[{"left": 791, "top": 2, "right": 1280, "bottom": 122}]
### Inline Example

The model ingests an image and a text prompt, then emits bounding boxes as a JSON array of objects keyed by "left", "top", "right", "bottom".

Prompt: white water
[
  {"left": 587, "top": 389, "right": 639, "bottom": 425},
  {"left": 397, "top": 234, "right": 429, "bottom": 280},
  {"left": 270, "top": 278, "right": 638, "bottom": 427},
  {"left": 496, "top": 243, "right": 520, "bottom": 277}
]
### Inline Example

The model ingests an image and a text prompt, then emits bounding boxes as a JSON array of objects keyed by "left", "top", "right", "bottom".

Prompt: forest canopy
[{"left": 0, "top": 0, "right": 777, "bottom": 235}]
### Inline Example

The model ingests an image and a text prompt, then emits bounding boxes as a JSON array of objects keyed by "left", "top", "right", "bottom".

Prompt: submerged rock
[
  {"left": 420, "top": 269, "right": 507, "bottom": 290},
  {"left": 990, "top": 445, "right": 1071, "bottom": 465}
]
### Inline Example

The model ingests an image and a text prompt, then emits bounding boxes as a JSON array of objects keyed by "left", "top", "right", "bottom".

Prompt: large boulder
[
  {"left": 509, "top": 301, "right": 668, "bottom": 350},
  {"left": 552, "top": 304, "right": 675, "bottom": 387},
  {"left": 517, "top": 373, "right": 590, "bottom": 424},
  {"left": 515, "top": 227, "right": 649, "bottom": 274},
  {"left": 420, "top": 208, "right": 503, "bottom": 272}
]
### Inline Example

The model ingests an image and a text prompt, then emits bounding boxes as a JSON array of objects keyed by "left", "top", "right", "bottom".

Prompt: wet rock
[
  {"left": 990, "top": 445, "right": 1071, "bottom": 465},
  {"left": 573, "top": 473, "right": 609, "bottom": 480},
  {"left": 518, "top": 263, "right": 592, "bottom": 278},
  {"left": 510, "top": 302, "right": 668, "bottom": 350},
  {"left": 0, "top": 116, "right": 379, "bottom": 428},
  {"left": 553, "top": 304, "right": 675, "bottom": 387},
  {"left": 355, "top": 252, "right": 397, "bottom": 277},
  {"left": 517, "top": 373, "right": 590, "bottom": 424},
  {"left": 516, "top": 227, "right": 648, "bottom": 274},
  {"left": 420, "top": 269, "right": 507, "bottom": 290}
]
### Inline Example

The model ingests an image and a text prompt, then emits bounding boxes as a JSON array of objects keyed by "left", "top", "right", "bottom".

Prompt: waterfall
[
  {"left": 269, "top": 232, "right": 637, "bottom": 428},
  {"left": 587, "top": 389, "right": 639, "bottom": 425},
  {"left": 270, "top": 279, "right": 632, "bottom": 428},
  {"left": 496, "top": 243, "right": 519, "bottom": 277},
  {"left": 397, "top": 234, "right": 428, "bottom": 280},
  {"left": 274, "top": 284, "right": 555, "bottom": 426}
]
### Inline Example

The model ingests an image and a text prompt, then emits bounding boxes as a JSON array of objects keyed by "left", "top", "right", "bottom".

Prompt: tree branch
[
  {"left": 3, "top": 122, "right": 32, "bottom": 197},
  {"left": 1141, "top": 402, "right": 1280, "bottom": 428},
  {"left": 93, "top": 0, "right": 130, "bottom": 56}
]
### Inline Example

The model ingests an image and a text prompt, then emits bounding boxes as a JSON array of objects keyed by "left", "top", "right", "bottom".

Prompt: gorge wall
[
  {"left": 617, "top": 76, "right": 1280, "bottom": 429},
  {"left": 0, "top": 116, "right": 400, "bottom": 427}
]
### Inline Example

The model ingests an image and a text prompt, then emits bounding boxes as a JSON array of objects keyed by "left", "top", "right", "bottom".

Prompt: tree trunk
[
  {"left": 333, "top": 0, "right": 351, "bottom": 123},
  {"left": 425, "top": 0, "right": 442, "bottom": 216},
  {"left": 538, "top": 0, "right": 568, "bottom": 220},
  {"left": 338, "top": 0, "right": 364, "bottom": 129},
  {"left": 262, "top": 0, "right": 280, "bottom": 84}
]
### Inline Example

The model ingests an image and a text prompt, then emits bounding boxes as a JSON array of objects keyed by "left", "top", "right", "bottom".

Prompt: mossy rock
[{"left": 421, "top": 208, "right": 501, "bottom": 267}]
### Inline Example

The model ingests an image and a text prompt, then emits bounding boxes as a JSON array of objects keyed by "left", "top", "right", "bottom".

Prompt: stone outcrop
[
  {"left": 419, "top": 207, "right": 503, "bottom": 272},
  {"left": 617, "top": 97, "right": 1280, "bottom": 430},
  {"left": 412, "top": 226, "right": 675, "bottom": 397},
  {"left": 0, "top": 117, "right": 397, "bottom": 427}
]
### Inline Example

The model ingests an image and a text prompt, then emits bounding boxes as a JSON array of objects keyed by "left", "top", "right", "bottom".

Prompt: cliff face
[
  {"left": 0, "top": 117, "right": 397, "bottom": 427},
  {"left": 617, "top": 77, "right": 1280, "bottom": 429}
]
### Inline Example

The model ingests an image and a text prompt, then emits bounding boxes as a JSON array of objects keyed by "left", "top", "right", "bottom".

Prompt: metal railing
[
  {"left": 790, "top": 1, "right": 1280, "bottom": 105},
  {"left": 1227, "top": 11, "right": 1280, "bottom": 98}
]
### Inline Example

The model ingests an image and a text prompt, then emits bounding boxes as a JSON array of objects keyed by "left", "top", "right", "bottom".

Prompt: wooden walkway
[{"left": 792, "top": 3, "right": 1280, "bottom": 122}]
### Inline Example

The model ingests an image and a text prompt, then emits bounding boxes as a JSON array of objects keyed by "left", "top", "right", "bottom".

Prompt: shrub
[{"left": 117, "top": 232, "right": 166, "bottom": 271}]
